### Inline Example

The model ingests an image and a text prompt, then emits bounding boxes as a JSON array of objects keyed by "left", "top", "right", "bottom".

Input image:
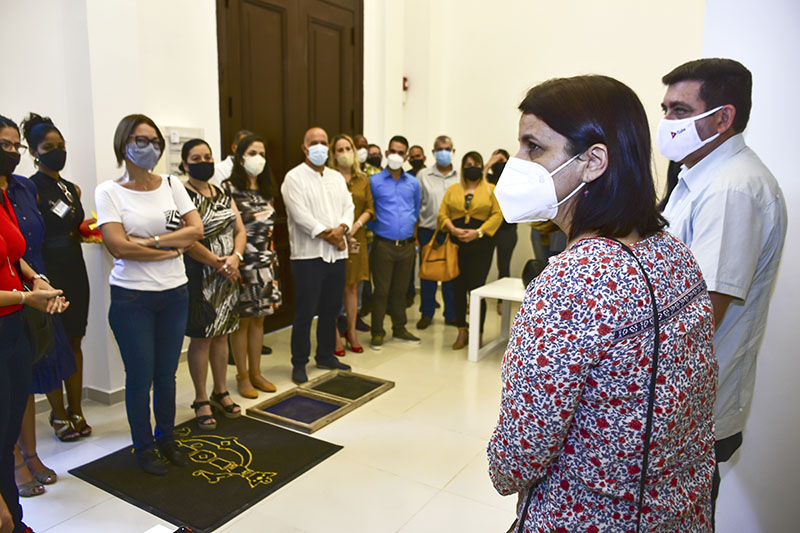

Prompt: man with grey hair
[{"left": 414, "top": 135, "right": 458, "bottom": 330}]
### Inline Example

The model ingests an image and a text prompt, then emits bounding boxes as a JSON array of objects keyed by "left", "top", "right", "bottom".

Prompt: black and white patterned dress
[
  {"left": 222, "top": 181, "right": 282, "bottom": 317},
  {"left": 185, "top": 186, "right": 240, "bottom": 337}
]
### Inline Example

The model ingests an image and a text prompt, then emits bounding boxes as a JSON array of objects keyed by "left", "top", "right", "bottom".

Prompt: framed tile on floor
[{"left": 246, "top": 370, "right": 394, "bottom": 433}]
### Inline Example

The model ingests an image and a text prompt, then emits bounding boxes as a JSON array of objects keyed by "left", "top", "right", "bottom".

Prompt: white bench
[{"left": 468, "top": 277, "right": 528, "bottom": 362}]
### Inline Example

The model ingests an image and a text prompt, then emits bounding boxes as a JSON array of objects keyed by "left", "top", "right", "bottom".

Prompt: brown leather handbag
[{"left": 419, "top": 228, "right": 460, "bottom": 282}]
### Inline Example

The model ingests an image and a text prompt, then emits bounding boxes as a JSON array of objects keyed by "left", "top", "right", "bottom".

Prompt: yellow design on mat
[{"left": 174, "top": 427, "right": 277, "bottom": 489}]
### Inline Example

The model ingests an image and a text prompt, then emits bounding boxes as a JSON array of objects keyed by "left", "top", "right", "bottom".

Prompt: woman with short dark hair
[
  {"left": 181, "top": 138, "right": 246, "bottom": 429},
  {"left": 488, "top": 76, "right": 716, "bottom": 531},
  {"left": 96, "top": 114, "right": 203, "bottom": 475},
  {"left": 0, "top": 113, "right": 69, "bottom": 533}
]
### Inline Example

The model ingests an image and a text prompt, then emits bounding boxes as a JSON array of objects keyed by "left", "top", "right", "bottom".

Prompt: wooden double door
[{"left": 216, "top": 0, "right": 364, "bottom": 331}]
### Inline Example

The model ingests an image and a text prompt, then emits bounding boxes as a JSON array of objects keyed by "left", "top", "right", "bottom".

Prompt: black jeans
[
  {"left": 493, "top": 224, "right": 518, "bottom": 279},
  {"left": 370, "top": 238, "right": 415, "bottom": 336},
  {"left": 0, "top": 311, "right": 32, "bottom": 532},
  {"left": 711, "top": 432, "right": 743, "bottom": 530},
  {"left": 453, "top": 237, "right": 494, "bottom": 331},
  {"left": 290, "top": 258, "right": 346, "bottom": 367}
]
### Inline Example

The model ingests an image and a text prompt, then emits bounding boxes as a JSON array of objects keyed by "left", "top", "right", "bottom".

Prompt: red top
[{"left": 0, "top": 189, "right": 26, "bottom": 316}]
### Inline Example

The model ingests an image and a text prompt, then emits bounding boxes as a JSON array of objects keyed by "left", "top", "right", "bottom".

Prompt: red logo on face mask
[{"left": 671, "top": 131, "right": 678, "bottom": 138}]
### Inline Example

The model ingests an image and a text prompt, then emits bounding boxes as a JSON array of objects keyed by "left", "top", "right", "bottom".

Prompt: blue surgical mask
[
  {"left": 307, "top": 144, "right": 329, "bottom": 166},
  {"left": 126, "top": 142, "right": 161, "bottom": 170},
  {"left": 435, "top": 149, "right": 452, "bottom": 167}
]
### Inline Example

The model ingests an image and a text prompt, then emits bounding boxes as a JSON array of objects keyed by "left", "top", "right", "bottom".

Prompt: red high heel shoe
[{"left": 343, "top": 331, "right": 364, "bottom": 354}]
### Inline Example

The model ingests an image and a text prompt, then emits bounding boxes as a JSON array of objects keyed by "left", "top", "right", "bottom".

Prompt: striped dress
[{"left": 185, "top": 185, "right": 240, "bottom": 337}]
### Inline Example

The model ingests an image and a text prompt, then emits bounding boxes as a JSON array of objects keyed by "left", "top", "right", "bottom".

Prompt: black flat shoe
[
  {"left": 261, "top": 345, "right": 273, "bottom": 355},
  {"left": 158, "top": 440, "right": 188, "bottom": 467},
  {"left": 136, "top": 448, "right": 168, "bottom": 476},
  {"left": 292, "top": 367, "right": 308, "bottom": 384},
  {"left": 316, "top": 358, "right": 351, "bottom": 371}
]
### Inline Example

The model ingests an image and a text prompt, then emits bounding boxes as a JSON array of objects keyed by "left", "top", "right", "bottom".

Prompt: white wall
[
  {"left": 1, "top": 0, "right": 221, "bottom": 396},
  {"left": 365, "top": 0, "right": 706, "bottom": 281},
  {"left": 703, "top": 1, "right": 800, "bottom": 530}
]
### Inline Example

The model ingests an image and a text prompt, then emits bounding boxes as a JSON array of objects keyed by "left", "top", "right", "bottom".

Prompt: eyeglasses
[
  {"left": 0, "top": 140, "right": 27, "bottom": 155},
  {"left": 464, "top": 193, "right": 474, "bottom": 210},
  {"left": 128, "top": 135, "right": 161, "bottom": 149}
]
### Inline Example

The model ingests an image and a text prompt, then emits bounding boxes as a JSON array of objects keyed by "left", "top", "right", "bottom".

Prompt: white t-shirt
[
  {"left": 95, "top": 176, "right": 197, "bottom": 291},
  {"left": 210, "top": 155, "right": 234, "bottom": 187}
]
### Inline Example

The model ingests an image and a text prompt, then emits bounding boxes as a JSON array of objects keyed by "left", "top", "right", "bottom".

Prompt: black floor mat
[{"left": 69, "top": 416, "right": 342, "bottom": 532}]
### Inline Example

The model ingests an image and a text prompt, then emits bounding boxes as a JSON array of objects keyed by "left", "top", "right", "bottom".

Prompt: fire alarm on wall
[{"left": 403, "top": 76, "right": 408, "bottom": 91}]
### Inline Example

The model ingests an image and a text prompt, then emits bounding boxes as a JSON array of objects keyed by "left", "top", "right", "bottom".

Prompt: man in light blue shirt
[
  {"left": 659, "top": 59, "right": 787, "bottom": 526},
  {"left": 367, "top": 135, "right": 421, "bottom": 349}
]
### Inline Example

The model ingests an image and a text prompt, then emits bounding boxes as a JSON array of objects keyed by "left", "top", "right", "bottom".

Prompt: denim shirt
[{"left": 6, "top": 174, "right": 46, "bottom": 274}]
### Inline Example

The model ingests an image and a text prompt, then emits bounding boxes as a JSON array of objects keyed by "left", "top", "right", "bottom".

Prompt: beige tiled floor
[{"left": 22, "top": 296, "right": 520, "bottom": 532}]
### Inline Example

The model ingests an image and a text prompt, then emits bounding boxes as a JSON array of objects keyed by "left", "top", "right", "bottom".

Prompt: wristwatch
[
  {"left": 154, "top": 235, "right": 161, "bottom": 248},
  {"left": 234, "top": 251, "right": 244, "bottom": 262},
  {"left": 32, "top": 273, "right": 51, "bottom": 284}
]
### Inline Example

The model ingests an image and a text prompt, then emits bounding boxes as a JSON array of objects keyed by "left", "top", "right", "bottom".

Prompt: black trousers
[
  {"left": 711, "top": 432, "right": 743, "bottom": 531},
  {"left": 453, "top": 237, "right": 494, "bottom": 330},
  {"left": 290, "top": 258, "right": 346, "bottom": 368},
  {"left": 370, "top": 238, "right": 415, "bottom": 336},
  {"left": 493, "top": 224, "right": 518, "bottom": 279},
  {"left": 0, "top": 311, "right": 32, "bottom": 532}
]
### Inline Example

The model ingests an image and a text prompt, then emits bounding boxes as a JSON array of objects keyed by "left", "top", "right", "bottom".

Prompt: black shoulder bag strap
[
  {"left": 512, "top": 238, "right": 660, "bottom": 533},
  {"left": 609, "top": 238, "right": 661, "bottom": 533}
]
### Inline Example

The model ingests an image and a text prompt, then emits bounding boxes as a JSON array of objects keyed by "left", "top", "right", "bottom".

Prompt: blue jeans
[
  {"left": 418, "top": 227, "right": 454, "bottom": 320},
  {"left": 109, "top": 284, "right": 188, "bottom": 452},
  {"left": 0, "top": 311, "right": 32, "bottom": 531}
]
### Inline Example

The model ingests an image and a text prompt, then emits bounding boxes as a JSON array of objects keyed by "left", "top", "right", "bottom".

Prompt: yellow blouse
[{"left": 438, "top": 181, "right": 503, "bottom": 237}]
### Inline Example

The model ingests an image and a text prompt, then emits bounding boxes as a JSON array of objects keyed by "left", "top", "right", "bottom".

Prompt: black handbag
[
  {"left": 185, "top": 258, "right": 217, "bottom": 335},
  {"left": 24, "top": 300, "right": 55, "bottom": 364},
  {"left": 511, "top": 238, "right": 661, "bottom": 533}
]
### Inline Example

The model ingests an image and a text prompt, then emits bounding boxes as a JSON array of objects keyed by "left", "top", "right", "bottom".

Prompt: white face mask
[
  {"left": 356, "top": 147, "right": 368, "bottom": 163},
  {"left": 243, "top": 154, "right": 266, "bottom": 177},
  {"left": 656, "top": 105, "right": 723, "bottom": 162},
  {"left": 307, "top": 144, "right": 329, "bottom": 166},
  {"left": 386, "top": 153, "right": 404, "bottom": 170},
  {"left": 494, "top": 154, "right": 582, "bottom": 223}
]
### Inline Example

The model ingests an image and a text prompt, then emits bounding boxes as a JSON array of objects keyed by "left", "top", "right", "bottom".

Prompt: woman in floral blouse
[{"left": 488, "top": 75, "right": 717, "bottom": 532}]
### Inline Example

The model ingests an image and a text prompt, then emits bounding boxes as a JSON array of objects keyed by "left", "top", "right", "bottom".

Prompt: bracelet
[
  {"left": 154, "top": 235, "right": 161, "bottom": 248},
  {"left": 16, "top": 290, "right": 25, "bottom": 305},
  {"left": 477, "top": 228, "right": 484, "bottom": 239},
  {"left": 32, "top": 273, "right": 50, "bottom": 284},
  {"left": 234, "top": 251, "right": 244, "bottom": 262}
]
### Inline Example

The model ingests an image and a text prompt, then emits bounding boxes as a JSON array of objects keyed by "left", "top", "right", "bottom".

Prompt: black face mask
[
  {"left": 491, "top": 161, "right": 506, "bottom": 177},
  {"left": 366, "top": 156, "right": 382, "bottom": 168},
  {"left": 463, "top": 166, "right": 483, "bottom": 181},
  {"left": 187, "top": 161, "right": 215, "bottom": 182},
  {"left": 38, "top": 148, "right": 67, "bottom": 172},
  {"left": 409, "top": 159, "right": 425, "bottom": 170},
  {"left": 0, "top": 150, "right": 21, "bottom": 177}
]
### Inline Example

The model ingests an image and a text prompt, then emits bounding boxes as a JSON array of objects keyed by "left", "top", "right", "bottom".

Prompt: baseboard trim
[{"left": 34, "top": 386, "right": 126, "bottom": 414}]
